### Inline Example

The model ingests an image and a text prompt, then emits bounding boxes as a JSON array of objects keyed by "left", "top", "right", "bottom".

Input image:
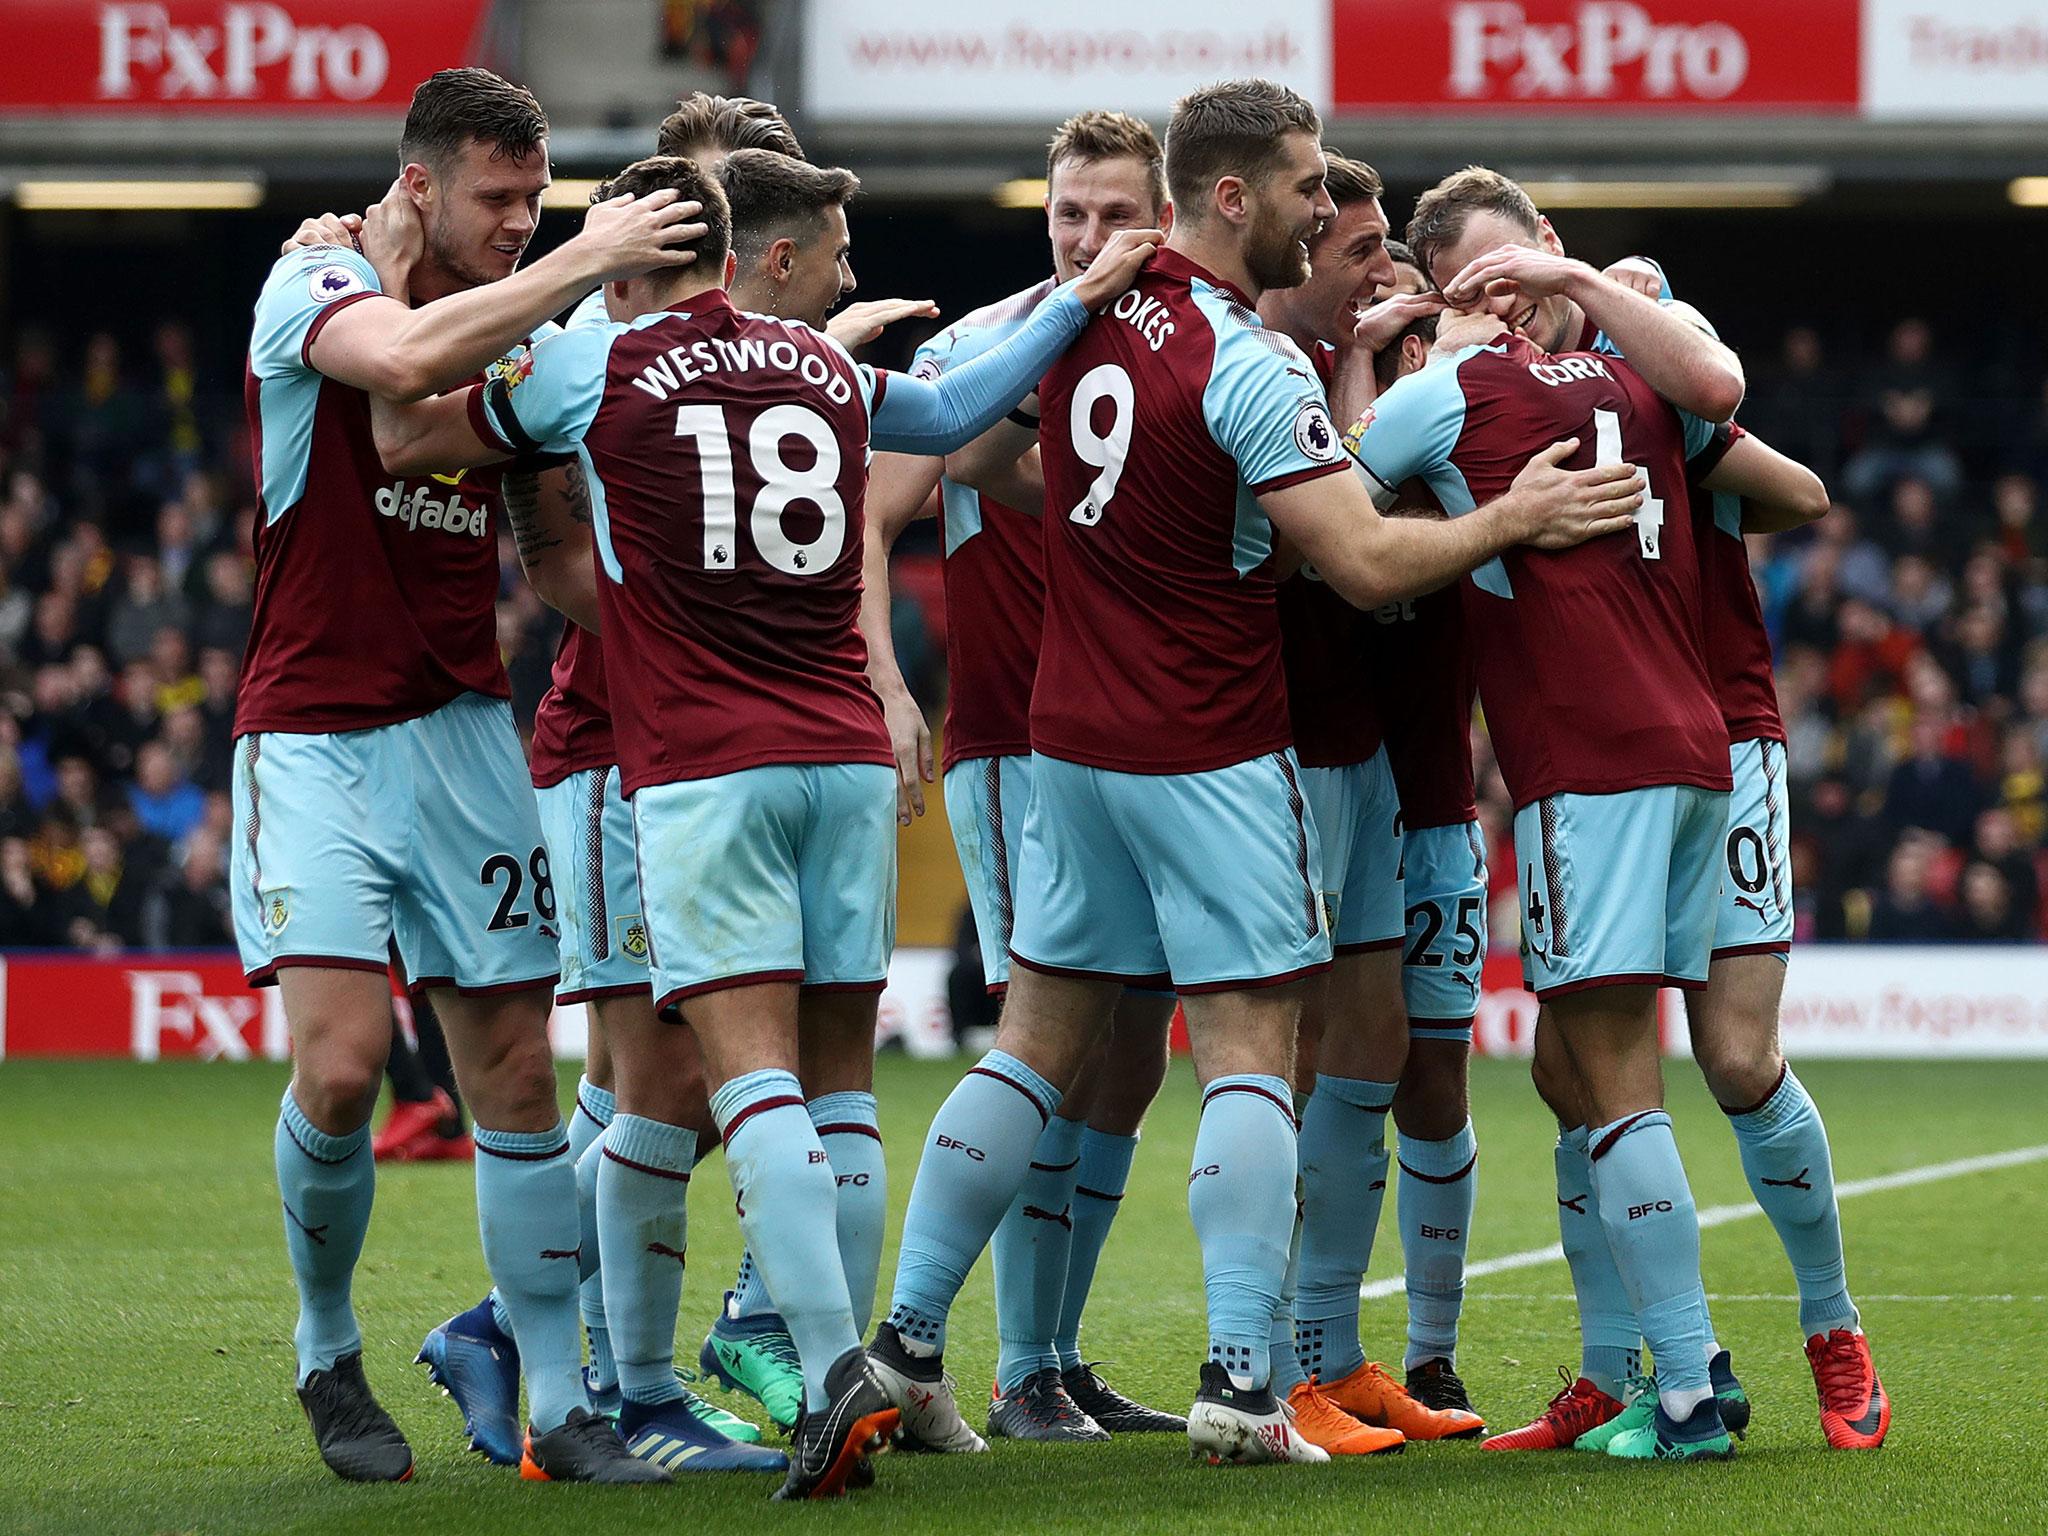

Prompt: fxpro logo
[
  {"left": 375, "top": 481, "right": 489, "bottom": 538},
  {"left": 95, "top": 3, "right": 391, "bottom": 103},
  {"left": 1448, "top": 2, "right": 1751, "bottom": 101}
]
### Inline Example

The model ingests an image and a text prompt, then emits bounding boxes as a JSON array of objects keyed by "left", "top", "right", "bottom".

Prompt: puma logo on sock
[
  {"left": 1557, "top": 1194, "right": 1587, "bottom": 1214},
  {"left": 1023, "top": 1203, "right": 1073, "bottom": 1230},
  {"left": 647, "top": 1242, "right": 687, "bottom": 1265},
  {"left": 1760, "top": 1167, "right": 1812, "bottom": 1190},
  {"left": 540, "top": 1246, "right": 581, "bottom": 1261},
  {"left": 283, "top": 1201, "right": 328, "bottom": 1246}
]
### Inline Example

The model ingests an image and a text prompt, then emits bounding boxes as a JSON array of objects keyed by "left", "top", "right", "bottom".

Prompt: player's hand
[
  {"left": 827, "top": 298, "right": 940, "bottom": 350},
  {"left": 1349, "top": 290, "right": 1446, "bottom": 353},
  {"left": 576, "top": 189, "right": 710, "bottom": 283},
  {"left": 1504, "top": 437, "right": 1645, "bottom": 549},
  {"left": 1433, "top": 308, "right": 1510, "bottom": 352},
  {"left": 1068, "top": 228, "right": 1164, "bottom": 310},
  {"left": 281, "top": 211, "right": 362, "bottom": 256},
  {"left": 359, "top": 179, "right": 424, "bottom": 287},
  {"left": 1603, "top": 256, "right": 1663, "bottom": 298},
  {"left": 1440, "top": 244, "right": 1593, "bottom": 320},
  {"left": 880, "top": 686, "right": 934, "bottom": 824}
]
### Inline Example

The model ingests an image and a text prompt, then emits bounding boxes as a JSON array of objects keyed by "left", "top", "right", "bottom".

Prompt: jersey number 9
[{"left": 1067, "top": 363, "right": 1134, "bottom": 527}]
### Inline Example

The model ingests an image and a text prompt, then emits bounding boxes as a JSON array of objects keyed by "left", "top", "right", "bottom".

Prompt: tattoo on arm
[
  {"left": 503, "top": 469, "right": 560, "bottom": 568},
  {"left": 561, "top": 462, "right": 592, "bottom": 525}
]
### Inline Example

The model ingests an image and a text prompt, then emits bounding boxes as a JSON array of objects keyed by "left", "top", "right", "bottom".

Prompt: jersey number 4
[
  {"left": 674, "top": 403, "right": 846, "bottom": 575},
  {"left": 1593, "top": 407, "right": 1663, "bottom": 560},
  {"left": 1067, "top": 363, "right": 1134, "bottom": 526}
]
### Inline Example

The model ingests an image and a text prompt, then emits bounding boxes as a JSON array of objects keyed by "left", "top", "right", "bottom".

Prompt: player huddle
[{"left": 241, "top": 66, "right": 1889, "bottom": 1501}]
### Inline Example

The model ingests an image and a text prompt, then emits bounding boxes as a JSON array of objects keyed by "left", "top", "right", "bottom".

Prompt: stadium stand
[{"left": 0, "top": 312, "right": 2043, "bottom": 953}]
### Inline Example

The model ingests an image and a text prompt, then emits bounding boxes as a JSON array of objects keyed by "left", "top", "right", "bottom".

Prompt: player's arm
[
  {"left": 1264, "top": 444, "right": 1641, "bottom": 609},
  {"left": 305, "top": 183, "right": 707, "bottom": 402},
  {"left": 503, "top": 464, "right": 602, "bottom": 633},
  {"left": 862, "top": 451, "right": 942, "bottom": 823},
  {"left": 943, "top": 416, "right": 1044, "bottom": 513},
  {"left": 370, "top": 387, "right": 504, "bottom": 475},
  {"left": 866, "top": 229, "right": 1160, "bottom": 456},
  {"left": 1701, "top": 428, "right": 1830, "bottom": 533},
  {"left": 1441, "top": 244, "right": 1743, "bottom": 422}
]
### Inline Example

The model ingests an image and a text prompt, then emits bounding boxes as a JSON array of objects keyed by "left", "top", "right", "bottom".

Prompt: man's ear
[
  {"left": 1537, "top": 214, "right": 1564, "bottom": 255},
  {"left": 1157, "top": 200, "right": 1176, "bottom": 236},
  {"left": 722, "top": 249, "right": 738, "bottom": 289},
  {"left": 769, "top": 235, "right": 797, "bottom": 280},
  {"left": 399, "top": 162, "right": 433, "bottom": 208},
  {"left": 1213, "top": 176, "right": 1249, "bottom": 227}
]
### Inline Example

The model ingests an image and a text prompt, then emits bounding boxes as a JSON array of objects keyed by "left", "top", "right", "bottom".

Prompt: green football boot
[{"left": 1604, "top": 1397, "right": 1736, "bottom": 1461}]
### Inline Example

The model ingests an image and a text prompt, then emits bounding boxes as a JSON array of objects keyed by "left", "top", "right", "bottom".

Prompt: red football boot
[
  {"left": 1806, "top": 1329, "right": 1890, "bottom": 1449},
  {"left": 373, "top": 1089, "right": 456, "bottom": 1161},
  {"left": 1480, "top": 1368, "right": 1622, "bottom": 1451}
]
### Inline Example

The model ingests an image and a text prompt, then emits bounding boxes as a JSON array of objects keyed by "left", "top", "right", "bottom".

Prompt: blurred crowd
[{"left": 1, "top": 311, "right": 2045, "bottom": 955}]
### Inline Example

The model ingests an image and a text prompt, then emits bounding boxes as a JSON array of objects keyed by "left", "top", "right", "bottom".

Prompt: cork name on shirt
[
  {"left": 1528, "top": 354, "right": 1615, "bottom": 389},
  {"left": 373, "top": 479, "right": 489, "bottom": 538},
  {"left": 629, "top": 332, "right": 854, "bottom": 405}
]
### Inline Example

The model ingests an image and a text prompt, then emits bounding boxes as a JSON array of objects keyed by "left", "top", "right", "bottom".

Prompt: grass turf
[{"left": 1, "top": 1055, "right": 2044, "bottom": 1534}]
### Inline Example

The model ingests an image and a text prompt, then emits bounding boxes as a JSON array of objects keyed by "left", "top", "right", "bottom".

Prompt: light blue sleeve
[
  {"left": 250, "top": 246, "right": 383, "bottom": 380},
  {"left": 564, "top": 289, "right": 609, "bottom": 331},
  {"left": 478, "top": 323, "right": 617, "bottom": 456},
  {"left": 868, "top": 287, "right": 1087, "bottom": 455},
  {"left": 1194, "top": 297, "right": 1346, "bottom": 491},
  {"left": 1344, "top": 352, "right": 1470, "bottom": 509}
]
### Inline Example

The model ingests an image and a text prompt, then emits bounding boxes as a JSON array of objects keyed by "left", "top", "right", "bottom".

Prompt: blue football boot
[{"left": 418, "top": 1295, "right": 523, "bottom": 1466}]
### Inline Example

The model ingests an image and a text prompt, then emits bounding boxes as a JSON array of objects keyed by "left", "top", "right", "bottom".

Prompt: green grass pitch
[{"left": 3, "top": 1055, "right": 2045, "bottom": 1534}]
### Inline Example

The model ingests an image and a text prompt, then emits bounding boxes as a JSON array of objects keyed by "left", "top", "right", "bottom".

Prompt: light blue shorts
[
  {"left": 630, "top": 762, "right": 897, "bottom": 1015},
  {"left": 1008, "top": 750, "right": 1331, "bottom": 993},
  {"left": 944, "top": 754, "right": 1028, "bottom": 990},
  {"left": 1713, "top": 738, "right": 1795, "bottom": 959},
  {"left": 1515, "top": 784, "right": 1727, "bottom": 1000},
  {"left": 1300, "top": 750, "right": 1405, "bottom": 954},
  {"left": 1401, "top": 819, "right": 1489, "bottom": 1035},
  {"left": 230, "top": 693, "right": 559, "bottom": 994},
  {"left": 536, "top": 766, "right": 652, "bottom": 1004}
]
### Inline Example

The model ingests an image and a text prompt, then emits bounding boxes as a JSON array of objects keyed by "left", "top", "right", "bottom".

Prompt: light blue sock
[
  {"left": 1724, "top": 1066, "right": 1858, "bottom": 1338},
  {"left": 1293, "top": 1074, "right": 1396, "bottom": 1384},
  {"left": 568, "top": 1079, "right": 614, "bottom": 1384},
  {"left": 887, "top": 1050, "right": 1062, "bottom": 1354},
  {"left": 1587, "top": 1110, "right": 1712, "bottom": 1415},
  {"left": 1556, "top": 1125, "right": 1639, "bottom": 1398},
  {"left": 598, "top": 1114, "right": 696, "bottom": 1406},
  {"left": 1189, "top": 1075, "right": 1297, "bottom": 1390},
  {"left": 1398, "top": 1120, "right": 1477, "bottom": 1370},
  {"left": 275, "top": 1090, "right": 373, "bottom": 1382},
  {"left": 474, "top": 1121, "right": 587, "bottom": 1432},
  {"left": 993, "top": 1114, "right": 1083, "bottom": 1393},
  {"left": 729, "top": 1249, "right": 775, "bottom": 1320},
  {"left": 712, "top": 1069, "right": 858, "bottom": 1413},
  {"left": 1053, "top": 1128, "right": 1137, "bottom": 1372},
  {"left": 810, "top": 1092, "right": 888, "bottom": 1335},
  {"left": 1268, "top": 1192, "right": 1307, "bottom": 1396}
]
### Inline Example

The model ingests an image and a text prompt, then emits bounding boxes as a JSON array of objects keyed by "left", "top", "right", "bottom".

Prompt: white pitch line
[
  {"left": 1448, "top": 1292, "right": 2048, "bottom": 1305},
  {"left": 1360, "top": 1141, "right": 2048, "bottom": 1301}
]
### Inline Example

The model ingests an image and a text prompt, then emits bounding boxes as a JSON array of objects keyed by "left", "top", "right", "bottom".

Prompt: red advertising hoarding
[
  {"left": 1331, "top": 0, "right": 1861, "bottom": 113},
  {"left": 0, "top": 0, "right": 493, "bottom": 114}
]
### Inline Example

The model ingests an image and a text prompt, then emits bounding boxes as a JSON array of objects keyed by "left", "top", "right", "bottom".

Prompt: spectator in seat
[
  {"left": 1883, "top": 714, "right": 1983, "bottom": 846},
  {"left": 194, "top": 549, "right": 252, "bottom": 656},
  {"left": 104, "top": 554, "right": 188, "bottom": 668},
  {"left": 1955, "top": 860, "right": 2031, "bottom": 941},
  {"left": 128, "top": 740, "right": 204, "bottom": 844},
  {"left": 1843, "top": 318, "right": 1962, "bottom": 505},
  {"left": 1970, "top": 806, "right": 2041, "bottom": 926},
  {"left": 0, "top": 835, "right": 52, "bottom": 945},
  {"left": 1865, "top": 838, "right": 1955, "bottom": 941},
  {"left": 1887, "top": 553, "right": 1951, "bottom": 635},
  {"left": 1830, "top": 598, "right": 1920, "bottom": 712},
  {"left": 143, "top": 822, "right": 233, "bottom": 949},
  {"left": 76, "top": 823, "right": 152, "bottom": 948}
]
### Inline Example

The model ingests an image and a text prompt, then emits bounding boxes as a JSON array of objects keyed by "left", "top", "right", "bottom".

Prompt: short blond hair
[{"left": 1046, "top": 110, "right": 1166, "bottom": 214}]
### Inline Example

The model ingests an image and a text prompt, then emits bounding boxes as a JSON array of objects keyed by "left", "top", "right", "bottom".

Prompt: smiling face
[
  {"left": 1426, "top": 207, "right": 1574, "bottom": 352},
  {"left": 779, "top": 202, "right": 856, "bottom": 330},
  {"left": 1283, "top": 196, "right": 1397, "bottom": 346},
  {"left": 415, "top": 136, "right": 551, "bottom": 288},
  {"left": 1046, "top": 154, "right": 1166, "bottom": 285},
  {"left": 1242, "top": 130, "right": 1336, "bottom": 293}
]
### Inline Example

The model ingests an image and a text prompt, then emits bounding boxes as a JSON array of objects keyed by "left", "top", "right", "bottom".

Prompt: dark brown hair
[
  {"left": 1046, "top": 110, "right": 1166, "bottom": 214},
  {"left": 1164, "top": 79, "right": 1321, "bottom": 219},
  {"left": 717, "top": 150, "right": 859, "bottom": 266},
  {"left": 593, "top": 155, "right": 732, "bottom": 273},
  {"left": 1321, "top": 152, "right": 1384, "bottom": 209},
  {"left": 657, "top": 93, "right": 804, "bottom": 162},
  {"left": 1407, "top": 166, "right": 1540, "bottom": 286},
  {"left": 399, "top": 68, "right": 547, "bottom": 172}
]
